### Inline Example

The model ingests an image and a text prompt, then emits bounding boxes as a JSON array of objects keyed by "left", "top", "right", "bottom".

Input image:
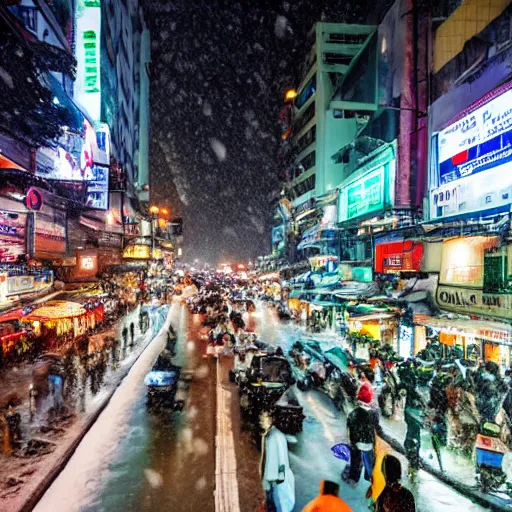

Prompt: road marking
[{"left": 215, "top": 358, "right": 241, "bottom": 512}]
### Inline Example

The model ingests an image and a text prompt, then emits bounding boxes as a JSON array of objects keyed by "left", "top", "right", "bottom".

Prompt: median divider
[{"left": 215, "top": 357, "right": 241, "bottom": 512}]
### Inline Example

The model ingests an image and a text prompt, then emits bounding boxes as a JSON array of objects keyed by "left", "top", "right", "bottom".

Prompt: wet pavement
[
  {"left": 233, "top": 304, "right": 491, "bottom": 512},
  {"left": 30, "top": 301, "right": 493, "bottom": 512},
  {"left": 33, "top": 301, "right": 216, "bottom": 512}
]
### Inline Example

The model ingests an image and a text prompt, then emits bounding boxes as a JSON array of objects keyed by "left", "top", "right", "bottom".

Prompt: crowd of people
[{"left": 185, "top": 273, "right": 417, "bottom": 512}]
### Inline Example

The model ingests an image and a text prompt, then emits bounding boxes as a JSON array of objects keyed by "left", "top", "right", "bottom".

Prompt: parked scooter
[{"left": 475, "top": 421, "right": 512, "bottom": 492}]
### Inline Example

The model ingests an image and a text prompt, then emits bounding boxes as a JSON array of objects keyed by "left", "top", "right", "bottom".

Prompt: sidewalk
[
  {"left": 378, "top": 411, "right": 512, "bottom": 511},
  {"left": 0, "top": 304, "right": 169, "bottom": 512}
]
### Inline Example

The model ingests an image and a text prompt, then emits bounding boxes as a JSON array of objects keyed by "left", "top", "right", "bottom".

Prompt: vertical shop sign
[{"left": 75, "top": 0, "right": 102, "bottom": 120}]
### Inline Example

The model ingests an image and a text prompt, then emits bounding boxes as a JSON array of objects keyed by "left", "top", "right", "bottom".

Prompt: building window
[
  {"left": 293, "top": 174, "right": 316, "bottom": 198},
  {"left": 295, "top": 76, "right": 316, "bottom": 110},
  {"left": 295, "top": 126, "right": 316, "bottom": 154},
  {"left": 16, "top": 7, "right": 37, "bottom": 33},
  {"left": 294, "top": 102, "right": 315, "bottom": 134},
  {"left": 297, "top": 150, "right": 316, "bottom": 173}
]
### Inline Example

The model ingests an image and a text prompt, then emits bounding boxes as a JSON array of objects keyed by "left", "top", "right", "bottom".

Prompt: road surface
[{"left": 34, "top": 301, "right": 216, "bottom": 512}]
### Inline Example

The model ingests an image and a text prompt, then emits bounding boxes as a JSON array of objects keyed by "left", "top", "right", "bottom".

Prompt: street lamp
[
  {"left": 285, "top": 88, "right": 297, "bottom": 101},
  {"left": 149, "top": 206, "right": 160, "bottom": 258}
]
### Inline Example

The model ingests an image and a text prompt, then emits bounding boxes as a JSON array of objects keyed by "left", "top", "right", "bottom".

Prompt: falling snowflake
[{"left": 209, "top": 138, "right": 227, "bottom": 161}]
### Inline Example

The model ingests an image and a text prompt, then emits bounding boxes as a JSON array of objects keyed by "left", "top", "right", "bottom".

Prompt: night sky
[{"left": 143, "top": 0, "right": 388, "bottom": 266}]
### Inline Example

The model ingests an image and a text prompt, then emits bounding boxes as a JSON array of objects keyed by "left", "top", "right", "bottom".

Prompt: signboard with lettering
[
  {"left": 123, "top": 245, "right": 151, "bottom": 260},
  {"left": 431, "top": 87, "right": 512, "bottom": 219},
  {"left": 75, "top": 0, "right": 102, "bottom": 120},
  {"left": 0, "top": 211, "right": 27, "bottom": 263},
  {"left": 0, "top": 271, "right": 53, "bottom": 305},
  {"left": 375, "top": 241, "right": 424, "bottom": 274},
  {"left": 339, "top": 164, "right": 390, "bottom": 222},
  {"left": 436, "top": 284, "right": 512, "bottom": 320}
]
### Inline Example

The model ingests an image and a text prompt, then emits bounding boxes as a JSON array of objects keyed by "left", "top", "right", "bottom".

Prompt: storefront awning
[
  {"left": 414, "top": 315, "right": 512, "bottom": 344},
  {"left": 26, "top": 300, "right": 86, "bottom": 320}
]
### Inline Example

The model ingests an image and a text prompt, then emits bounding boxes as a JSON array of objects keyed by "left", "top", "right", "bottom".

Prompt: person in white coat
[{"left": 260, "top": 411, "right": 295, "bottom": 512}]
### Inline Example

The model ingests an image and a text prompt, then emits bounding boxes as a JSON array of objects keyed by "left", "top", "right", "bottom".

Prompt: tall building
[
  {"left": 286, "top": 23, "right": 375, "bottom": 211},
  {"left": 274, "top": 23, "right": 374, "bottom": 267},
  {"left": 0, "top": 0, "right": 153, "bottom": 294}
]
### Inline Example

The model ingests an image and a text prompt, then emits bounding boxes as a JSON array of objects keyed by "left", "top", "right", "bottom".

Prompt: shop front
[
  {"left": 345, "top": 307, "right": 399, "bottom": 358},
  {"left": 414, "top": 315, "right": 512, "bottom": 371}
]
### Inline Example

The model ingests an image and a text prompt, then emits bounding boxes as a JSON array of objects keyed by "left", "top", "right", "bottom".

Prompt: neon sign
[{"left": 75, "top": 0, "right": 102, "bottom": 120}]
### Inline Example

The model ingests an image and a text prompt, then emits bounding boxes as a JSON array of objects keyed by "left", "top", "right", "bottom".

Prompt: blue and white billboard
[{"left": 431, "top": 87, "right": 512, "bottom": 219}]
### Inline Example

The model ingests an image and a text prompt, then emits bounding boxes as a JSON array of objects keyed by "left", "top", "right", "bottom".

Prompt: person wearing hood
[
  {"left": 375, "top": 455, "right": 415, "bottom": 512},
  {"left": 260, "top": 411, "right": 295, "bottom": 512},
  {"left": 343, "top": 386, "right": 382, "bottom": 485}
]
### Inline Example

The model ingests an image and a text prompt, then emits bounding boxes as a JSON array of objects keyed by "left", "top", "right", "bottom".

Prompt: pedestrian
[
  {"left": 260, "top": 411, "right": 295, "bottom": 512},
  {"left": 374, "top": 455, "right": 415, "bottom": 512},
  {"left": 122, "top": 326, "right": 128, "bottom": 346},
  {"left": 129, "top": 322, "right": 135, "bottom": 345},
  {"left": 343, "top": 386, "right": 380, "bottom": 485},
  {"left": 358, "top": 368, "right": 378, "bottom": 410},
  {"left": 6, "top": 403, "right": 22, "bottom": 448},
  {"left": 301, "top": 480, "right": 353, "bottom": 512}
]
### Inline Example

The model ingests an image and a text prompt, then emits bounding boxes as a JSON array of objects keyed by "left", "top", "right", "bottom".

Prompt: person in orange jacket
[{"left": 301, "top": 480, "right": 353, "bottom": 512}]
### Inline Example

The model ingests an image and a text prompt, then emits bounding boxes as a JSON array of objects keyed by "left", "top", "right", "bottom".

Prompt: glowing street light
[
  {"left": 285, "top": 88, "right": 297, "bottom": 101},
  {"left": 149, "top": 205, "right": 160, "bottom": 216}
]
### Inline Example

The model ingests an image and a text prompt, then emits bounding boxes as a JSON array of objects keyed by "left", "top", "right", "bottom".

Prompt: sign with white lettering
[{"left": 436, "top": 284, "right": 512, "bottom": 320}]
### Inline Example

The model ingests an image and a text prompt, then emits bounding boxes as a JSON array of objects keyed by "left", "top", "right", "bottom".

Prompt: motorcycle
[
  {"left": 378, "top": 361, "right": 400, "bottom": 418},
  {"left": 475, "top": 421, "right": 512, "bottom": 492}
]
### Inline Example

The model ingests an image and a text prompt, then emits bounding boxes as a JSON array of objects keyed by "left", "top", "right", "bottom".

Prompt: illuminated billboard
[
  {"left": 35, "top": 121, "right": 109, "bottom": 210},
  {"left": 75, "top": 0, "right": 102, "bottom": 121},
  {"left": 431, "top": 87, "right": 512, "bottom": 219},
  {"left": 338, "top": 163, "right": 393, "bottom": 222},
  {"left": 0, "top": 211, "right": 27, "bottom": 263}
]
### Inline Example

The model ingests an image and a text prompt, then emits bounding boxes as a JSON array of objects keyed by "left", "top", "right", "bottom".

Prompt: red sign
[
  {"left": 375, "top": 241, "right": 423, "bottom": 274},
  {"left": 25, "top": 187, "right": 44, "bottom": 210}
]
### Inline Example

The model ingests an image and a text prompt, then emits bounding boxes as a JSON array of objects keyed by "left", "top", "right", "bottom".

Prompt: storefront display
[{"left": 414, "top": 315, "right": 512, "bottom": 371}]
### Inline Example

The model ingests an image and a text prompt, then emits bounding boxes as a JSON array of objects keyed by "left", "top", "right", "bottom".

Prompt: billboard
[
  {"left": 0, "top": 211, "right": 27, "bottom": 263},
  {"left": 432, "top": 87, "right": 512, "bottom": 219},
  {"left": 375, "top": 241, "right": 424, "bottom": 274},
  {"left": 75, "top": 0, "right": 102, "bottom": 121},
  {"left": 439, "top": 236, "right": 499, "bottom": 288},
  {"left": 85, "top": 164, "right": 109, "bottom": 210},
  {"left": 35, "top": 122, "right": 108, "bottom": 210},
  {"left": 338, "top": 164, "right": 389, "bottom": 222},
  {"left": 34, "top": 209, "right": 67, "bottom": 259}
]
